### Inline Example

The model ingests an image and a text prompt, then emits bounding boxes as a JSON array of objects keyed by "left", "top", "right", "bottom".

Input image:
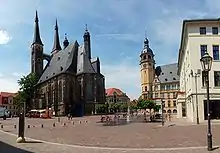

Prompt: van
[{"left": 0, "top": 107, "right": 9, "bottom": 120}]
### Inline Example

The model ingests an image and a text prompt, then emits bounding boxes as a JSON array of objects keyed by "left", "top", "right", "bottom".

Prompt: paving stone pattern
[
  {"left": 0, "top": 130, "right": 220, "bottom": 153},
  {"left": 0, "top": 116, "right": 220, "bottom": 149}
]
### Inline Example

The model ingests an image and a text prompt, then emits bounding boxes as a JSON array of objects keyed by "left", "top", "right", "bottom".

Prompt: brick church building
[{"left": 31, "top": 11, "right": 105, "bottom": 116}]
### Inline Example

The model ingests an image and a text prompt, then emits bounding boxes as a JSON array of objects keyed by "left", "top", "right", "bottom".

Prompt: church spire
[
  {"left": 63, "top": 33, "right": 69, "bottom": 49},
  {"left": 33, "top": 10, "right": 43, "bottom": 45},
  {"left": 144, "top": 30, "right": 149, "bottom": 49},
  {"left": 83, "top": 24, "right": 91, "bottom": 59},
  {"left": 52, "top": 19, "right": 62, "bottom": 53}
]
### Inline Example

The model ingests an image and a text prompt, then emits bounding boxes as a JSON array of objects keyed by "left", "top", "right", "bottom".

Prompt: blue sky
[{"left": 0, "top": 0, "right": 219, "bottom": 99}]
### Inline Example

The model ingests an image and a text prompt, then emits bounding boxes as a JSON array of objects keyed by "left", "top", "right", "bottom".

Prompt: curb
[{"left": 0, "top": 129, "right": 218, "bottom": 151}]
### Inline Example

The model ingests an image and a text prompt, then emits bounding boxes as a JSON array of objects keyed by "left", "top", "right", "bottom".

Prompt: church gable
[
  {"left": 38, "top": 42, "right": 78, "bottom": 84},
  {"left": 77, "top": 44, "right": 95, "bottom": 75},
  {"left": 91, "top": 57, "right": 98, "bottom": 73}
]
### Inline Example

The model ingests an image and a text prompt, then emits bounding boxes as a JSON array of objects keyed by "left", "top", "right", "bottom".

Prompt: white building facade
[{"left": 177, "top": 19, "right": 220, "bottom": 123}]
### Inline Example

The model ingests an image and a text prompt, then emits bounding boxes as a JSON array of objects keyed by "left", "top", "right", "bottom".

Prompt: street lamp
[
  {"left": 200, "top": 52, "right": 213, "bottom": 151},
  {"left": 16, "top": 102, "right": 26, "bottom": 143},
  {"left": 191, "top": 70, "right": 201, "bottom": 124},
  {"left": 161, "top": 100, "right": 165, "bottom": 126}
]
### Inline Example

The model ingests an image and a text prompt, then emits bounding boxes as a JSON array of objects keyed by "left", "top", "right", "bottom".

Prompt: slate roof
[
  {"left": 158, "top": 63, "right": 179, "bottom": 83},
  {"left": 91, "top": 57, "right": 99, "bottom": 73},
  {"left": 38, "top": 41, "right": 78, "bottom": 84},
  {"left": 77, "top": 44, "right": 96, "bottom": 75}
]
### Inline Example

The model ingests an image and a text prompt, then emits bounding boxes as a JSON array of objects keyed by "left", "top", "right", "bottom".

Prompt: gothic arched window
[{"left": 58, "top": 81, "right": 62, "bottom": 102}]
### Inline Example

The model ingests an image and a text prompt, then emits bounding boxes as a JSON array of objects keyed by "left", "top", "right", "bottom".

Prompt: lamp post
[
  {"left": 161, "top": 100, "right": 165, "bottom": 126},
  {"left": 200, "top": 52, "right": 213, "bottom": 151},
  {"left": 127, "top": 101, "right": 131, "bottom": 122},
  {"left": 16, "top": 102, "right": 26, "bottom": 143},
  {"left": 191, "top": 70, "right": 200, "bottom": 124}
]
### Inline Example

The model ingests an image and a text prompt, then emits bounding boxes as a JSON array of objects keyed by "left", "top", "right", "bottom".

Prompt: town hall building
[{"left": 31, "top": 11, "right": 105, "bottom": 117}]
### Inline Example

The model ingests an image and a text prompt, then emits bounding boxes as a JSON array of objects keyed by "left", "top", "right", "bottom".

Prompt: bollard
[
  {"left": 14, "top": 125, "right": 16, "bottom": 129},
  {"left": 27, "top": 125, "right": 30, "bottom": 128},
  {"left": 85, "top": 120, "right": 88, "bottom": 124},
  {"left": 79, "top": 121, "right": 81, "bottom": 124},
  {"left": 53, "top": 123, "right": 55, "bottom": 127},
  {"left": 63, "top": 123, "right": 66, "bottom": 126},
  {"left": 33, "top": 125, "right": 35, "bottom": 127},
  {"left": 1, "top": 125, "right": 3, "bottom": 128},
  {"left": 72, "top": 121, "right": 74, "bottom": 125},
  {"left": 41, "top": 124, "right": 43, "bottom": 128},
  {"left": 58, "top": 118, "right": 60, "bottom": 122}
]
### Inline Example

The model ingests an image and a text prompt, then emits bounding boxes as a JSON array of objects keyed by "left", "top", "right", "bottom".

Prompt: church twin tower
[
  {"left": 31, "top": 11, "right": 91, "bottom": 79},
  {"left": 140, "top": 37, "right": 156, "bottom": 100}
]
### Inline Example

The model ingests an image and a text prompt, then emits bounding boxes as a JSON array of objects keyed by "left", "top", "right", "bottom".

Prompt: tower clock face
[{"left": 143, "top": 64, "right": 147, "bottom": 68}]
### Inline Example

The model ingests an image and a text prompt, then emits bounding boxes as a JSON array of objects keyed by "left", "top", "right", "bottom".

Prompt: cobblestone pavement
[
  {"left": 0, "top": 130, "right": 220, "bottom": 153},
  {"left": 1, "top": 116, "right": 220, "bottom": 149}
]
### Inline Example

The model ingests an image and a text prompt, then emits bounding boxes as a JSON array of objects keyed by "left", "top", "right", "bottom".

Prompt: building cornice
[{"left": 177, "top": 18, "right": 220, "bottom": 75}]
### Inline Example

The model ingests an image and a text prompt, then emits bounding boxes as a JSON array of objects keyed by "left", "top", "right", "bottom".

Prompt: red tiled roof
[
  {"left": 106, "top": 88, "right": 125, "bottom": 96},
  {"left": 0, "top": 92, "right": 16, "bottom": 97},
  {"left": 0, "top": 92, "right": 17, "bottom": 105}
]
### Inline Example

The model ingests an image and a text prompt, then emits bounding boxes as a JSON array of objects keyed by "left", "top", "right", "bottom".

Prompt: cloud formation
[
  {"left": 1, "top": 0, "right": 220, "bottom": 99},
  {"left": 0, "top": 30, "right": 11, "bottom": 44}
]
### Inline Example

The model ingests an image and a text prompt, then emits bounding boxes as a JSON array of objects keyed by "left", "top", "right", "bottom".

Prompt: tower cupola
[{"left": 141, "top": 36, "right": 154, "bottom": 57}]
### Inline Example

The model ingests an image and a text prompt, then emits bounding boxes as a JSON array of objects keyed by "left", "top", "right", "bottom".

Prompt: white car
[{"left": 0, "top": 107, "right": 9, "bottom": 120}]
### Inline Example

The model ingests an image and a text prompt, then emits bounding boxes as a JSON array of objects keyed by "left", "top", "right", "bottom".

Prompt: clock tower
[
  {"left": 140, "top": 37, "right": 155, "bottom": 99},
  {"left": 31, "top": 11, "right": 44, "bottom": 79}
]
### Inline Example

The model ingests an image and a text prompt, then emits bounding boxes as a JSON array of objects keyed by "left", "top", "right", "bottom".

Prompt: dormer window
[
  {"left": 60, "top": 66, "right": 63, "bottom": 71},
  {"left": 53, "top": 73, "right": 55, "bottom": 75},
  {"left": 170, "top": 72, "right": 172, "bottom": 74},
  {"left": 57, "top": 57, "right": 61, "bottom": 60},
  {"left": 173, "top": 77, "right": 176, "bottom": 80},
  {"left": 165, "top": 78, "right": 168, "bottom": 81},
  {"left": 162, "top": 73, "right": 164, "bottom": 75},
  {"left": 46, "top": 76, "right": 48, "bottom": 79}
]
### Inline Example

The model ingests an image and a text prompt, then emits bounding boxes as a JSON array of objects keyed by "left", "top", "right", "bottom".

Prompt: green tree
[
  {"left": 137, "top": 99, "right": 148, "bottom": 110},
  {"left": 154, "top": 105, "right": 161, "bottom": 112},
  {"left": 137, "top": 99, "right": 157, "bottom": 121},
  {"left": 96, "top": 104, "right": 108, "bottom": 114},
  {"left": 120, "top": 103, "right": 128, "bottom": 112},
  {"left": 16, "top": 73, "right": 38, "bottom": 111},
  {"left": 146, "top": 100, "right": 156, "bottom": 118}
]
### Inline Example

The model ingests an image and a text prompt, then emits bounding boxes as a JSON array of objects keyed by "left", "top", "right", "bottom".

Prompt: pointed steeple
[
  {"left": 33, "top": 10, "right": 43, "bottom": 45},
  {"left": 83, "top": 24, "right": 91, "bottom": 59},
  {"left": 52, "top": 19, "right": 62, "bottom": 53},
  {"left": 144, "top": 37, "right": 149, "bottom": 48},
  {"left": 63, "top": 33, "right": 69, "bottom": 49},
  {"left": 83, "top": 24, "right": 90, "bottom": 38}
]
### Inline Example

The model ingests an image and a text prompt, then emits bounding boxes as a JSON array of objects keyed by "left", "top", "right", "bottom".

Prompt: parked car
[{"left": 0, "top": 107, "right": 10, "bottom": 120}]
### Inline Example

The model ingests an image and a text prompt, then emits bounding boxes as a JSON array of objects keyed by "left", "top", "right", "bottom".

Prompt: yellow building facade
[
  {"left": 139, "top": 37, "right": 180, "bottom": 115},
  {"left": 140, "top": 38, "right": 155, "bottom": 100}
]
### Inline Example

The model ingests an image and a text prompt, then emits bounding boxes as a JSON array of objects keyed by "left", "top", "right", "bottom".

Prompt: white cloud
[
  {"left": 0, "top": 30, "right": 12, "bottom": 44},
  {"left": 95, "top": 33, "right": 142, "bottom": 43},
  {"left": 12, "top": 72, "right": 25, "bottom": 78},
  {"left": 102, "top": 59, "right": 141, "bottom": 100},
  {"left": 0, "top": 77, "right": 19, "bottom": 93}
]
